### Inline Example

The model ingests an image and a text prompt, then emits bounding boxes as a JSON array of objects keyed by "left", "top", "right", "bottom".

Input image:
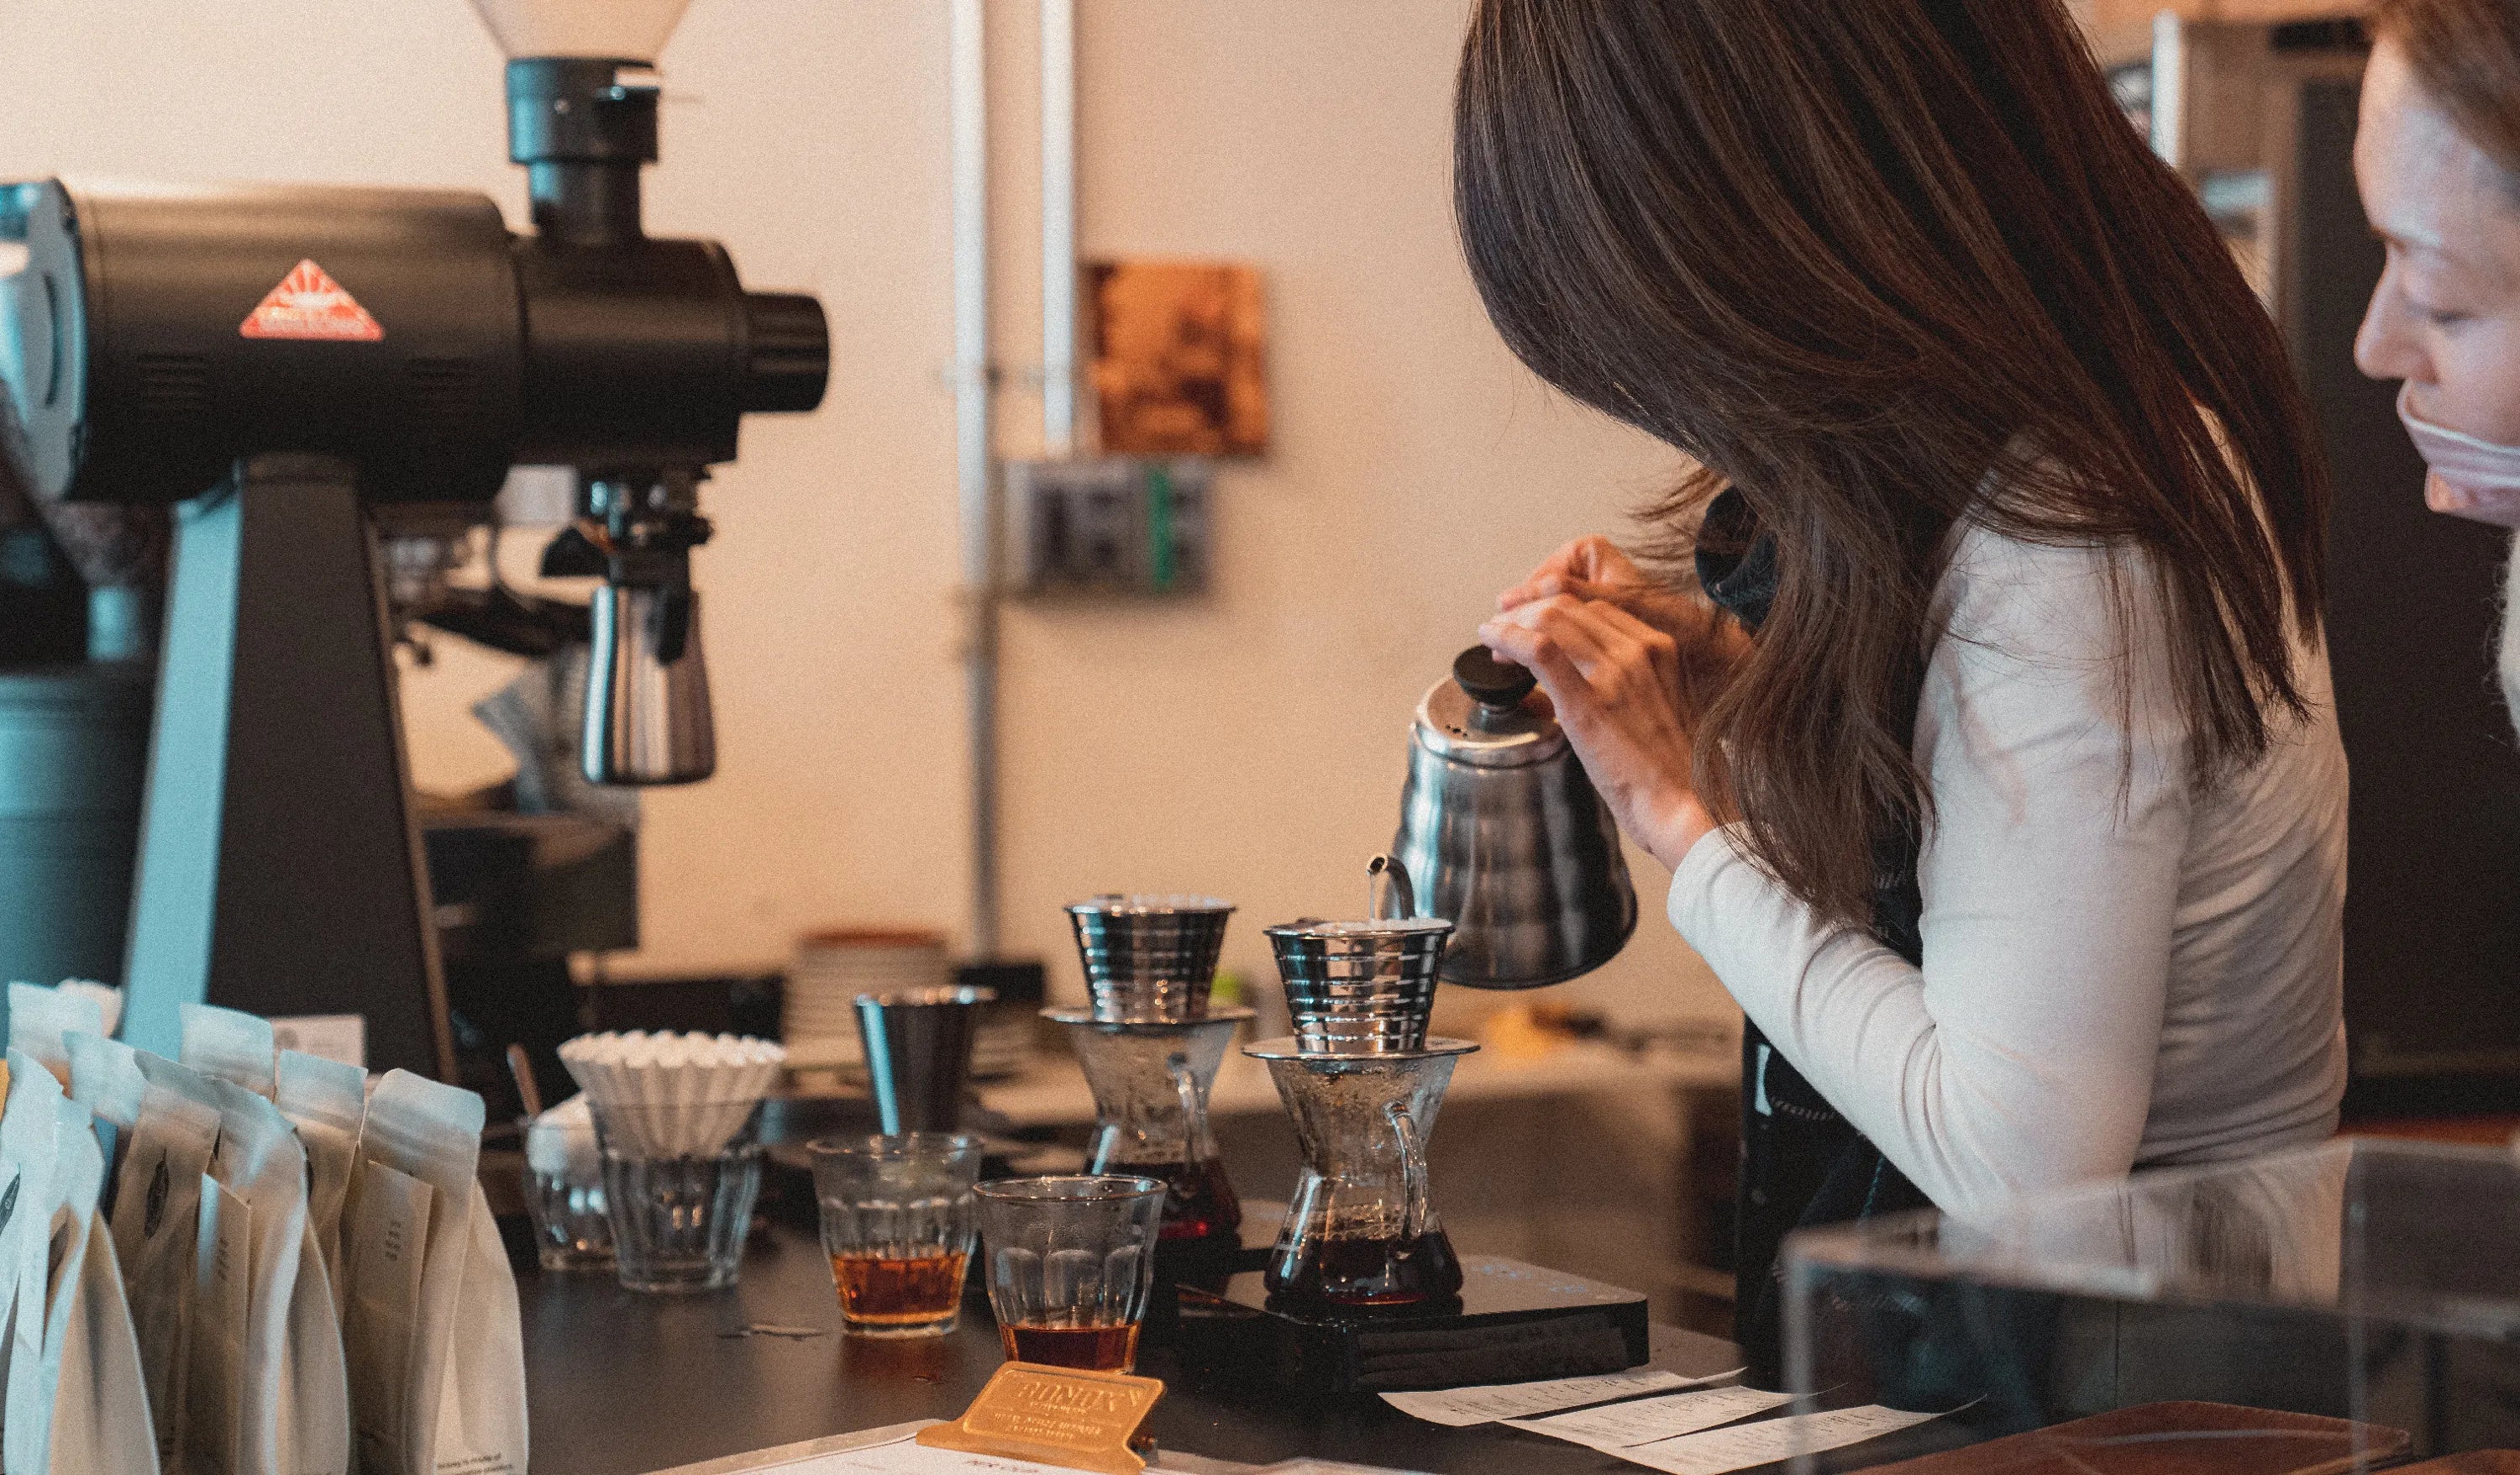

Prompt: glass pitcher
[
  {"left": 1247, "top": 1038, "right": 1475, "bottom": 1307},
  {"left": 1045, "top": 1009, "right": 1249, "bottom": 1243}
]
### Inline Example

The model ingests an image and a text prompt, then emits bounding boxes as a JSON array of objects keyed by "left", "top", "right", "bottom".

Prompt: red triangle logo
[{"left": 239, "top": 259, "right": 384, "bottom": 342}]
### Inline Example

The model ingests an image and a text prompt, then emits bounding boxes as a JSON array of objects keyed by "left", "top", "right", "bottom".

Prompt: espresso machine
[{"left": 0, "top": 0, "right": 827, "bottom": 1076}]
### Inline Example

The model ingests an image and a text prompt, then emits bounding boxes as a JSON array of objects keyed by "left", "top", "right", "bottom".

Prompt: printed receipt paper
[
  {"left": 1504, "top": 1385, "right": 1793, "bottom": 1450},
  {"left": 655, "top": 1433, "right": 1100, "bottom": 1475},
  {"left": 1381, "top": 1367, "right": 1741, "bottom": 1427},
  {"left": 1567, "top": 1405, "right": 1952, "bottom": 1475}
]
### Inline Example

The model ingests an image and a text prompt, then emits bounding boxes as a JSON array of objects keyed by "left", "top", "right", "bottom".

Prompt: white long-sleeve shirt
[{"left": 1670, "top": 520, "right": 2349, "bottom": 1224}]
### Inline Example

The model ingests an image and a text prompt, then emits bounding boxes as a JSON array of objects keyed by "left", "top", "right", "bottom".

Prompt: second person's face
[{"left": 2355, "top": 39, "right": 2520, "bottom": 445}]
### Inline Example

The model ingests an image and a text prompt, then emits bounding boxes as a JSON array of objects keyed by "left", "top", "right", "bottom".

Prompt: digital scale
[{"left": 1172, "top": 1255, "right": 1651, "bottom": 1398}]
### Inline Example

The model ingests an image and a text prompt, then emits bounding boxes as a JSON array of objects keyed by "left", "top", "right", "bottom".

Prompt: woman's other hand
[
  {"left": 1478, "top": 593, "right": 1718, "bottom": 871},
  {"left": 1499, "top": 536, "right": 1749, "bottom": 725}
]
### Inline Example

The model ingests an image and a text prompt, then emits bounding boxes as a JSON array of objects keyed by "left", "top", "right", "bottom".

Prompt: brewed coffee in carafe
[
  {"left": 1252, "top": 1041, "right": 1471, "bottom": 1305},
  {"left": 1054, "top": 895, "right": 1246, "bottom": 1244},
  {"left": 1248, "top": 860, "right": 1474, "bottom": 1310},
  {"left": 1047, "top": 1010, "right": 1246, "bottom": 1243}
]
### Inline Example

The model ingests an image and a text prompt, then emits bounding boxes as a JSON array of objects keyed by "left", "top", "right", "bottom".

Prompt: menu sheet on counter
[
  {"left": 1381, "top": 1368, "right": 1739, "bottom": 1427},
  {"left": 648, "top": 1425, "right": 1079, "bottom": 1475},
  {"left": 1503, "top": 1386, "right": 1793, "bottom": 1450},
  {"left": 647, "top": 1427, "right": 1281, "bottom": 1475},
  {"left": 1599, "top": 1405, "right": 1954, "bottom": 1475}
]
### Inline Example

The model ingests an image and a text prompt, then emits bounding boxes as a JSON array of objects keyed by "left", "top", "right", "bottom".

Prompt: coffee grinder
[
  {"left": 1175, "top": 857, "right": 1651, "bottom": 1396},
  {"left": 0, "top": 0, "right": 828, "bottom": 1074}
]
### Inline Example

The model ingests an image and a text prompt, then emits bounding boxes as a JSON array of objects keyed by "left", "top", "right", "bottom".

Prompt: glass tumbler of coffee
[
  {"left": 974, "top": 1175, "right": 1166, "bottom": 1372},
  {"left": 811, "top": 1133, "right": 985, "bottom": 1337}
]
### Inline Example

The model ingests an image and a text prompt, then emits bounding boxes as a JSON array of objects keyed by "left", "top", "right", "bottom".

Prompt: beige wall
[{"left": 0, "top": 1, "right": 1732, "bottom": 1029}]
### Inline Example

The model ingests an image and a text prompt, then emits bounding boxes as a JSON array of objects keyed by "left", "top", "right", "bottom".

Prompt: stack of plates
[
  {"left": 969, "top": 1012, "right": 1033, "bottom": 1081},
  {"left": 784, "top": 930, "right": 1032, "bottom": 1081},
  {"left": 785, "top": 929, "right": 950, "bottom": 1071}
]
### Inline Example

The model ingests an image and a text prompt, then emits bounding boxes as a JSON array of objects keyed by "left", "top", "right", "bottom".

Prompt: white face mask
[{"left": 2399, "top": 383, "right": 2520, "bottom": 525}]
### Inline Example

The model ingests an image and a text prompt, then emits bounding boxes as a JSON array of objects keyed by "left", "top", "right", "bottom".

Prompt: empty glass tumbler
[
  {"left": 522, "top": 1100, "right": 613, "bottom": 1271},
  {"left": 974, "top": 1175, "right": 1166, "bottom": 1373},
  {"left": 811, "top": 1133, "right": 984, "bottom": 1337},
  {"left": 593, "top": 1101, "right": 764, "bottom": 1293}
]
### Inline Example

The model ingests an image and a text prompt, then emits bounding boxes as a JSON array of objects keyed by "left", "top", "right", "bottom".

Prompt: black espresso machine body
[{"left": 0, "top": 57, "right": 828, "bottom": 1076}]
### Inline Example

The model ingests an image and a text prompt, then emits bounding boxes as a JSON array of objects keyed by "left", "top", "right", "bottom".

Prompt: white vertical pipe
[
  {"left": 1041, "top": 0, "right": 1079, "bottom": 457},
  {"left": 2150, "top": 10, "right": 2186, "bottom": 171},
  {"left": 950, "top": 0, "right": 1001, "bottom": 959}
]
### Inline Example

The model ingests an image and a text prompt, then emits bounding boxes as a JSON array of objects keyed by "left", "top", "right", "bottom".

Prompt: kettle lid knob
[{"left": 1452, "top": 645, "right": 1538, "bottom": 710}]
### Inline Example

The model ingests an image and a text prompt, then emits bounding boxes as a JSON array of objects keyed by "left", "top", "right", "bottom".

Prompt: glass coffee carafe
[
  {"left": 1052, "top": 895, "right": 1246, "bottom": 1245},
  {"left": 1246, "top": 856, "right": 1476, "bottom": 1310},
  {"left": 1247, "top": 1038, "right": 1471, "bottom": 1305},
  {"left": 1044, "top": 1010, "right": 1246, "bottom": 1243}
]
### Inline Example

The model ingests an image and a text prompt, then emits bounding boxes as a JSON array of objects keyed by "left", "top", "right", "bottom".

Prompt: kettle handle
[{"left": 1368, "top": 853, "right": 1416, "bottom": 921}]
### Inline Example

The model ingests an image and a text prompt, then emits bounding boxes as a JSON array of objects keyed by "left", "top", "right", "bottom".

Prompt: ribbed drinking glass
[{"left": 810, "top": 1133, "right": 984, "bottom": 1337}]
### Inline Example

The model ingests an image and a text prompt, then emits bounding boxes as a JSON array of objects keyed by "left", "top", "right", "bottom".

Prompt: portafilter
[{"left": 1390, "top": 646, "right": 1636, "bottom": 989}]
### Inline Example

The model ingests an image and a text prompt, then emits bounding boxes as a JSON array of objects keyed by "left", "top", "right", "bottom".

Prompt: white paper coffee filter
[{"left": 559, "top": 1031, "right": 784, "bottom": 1157}]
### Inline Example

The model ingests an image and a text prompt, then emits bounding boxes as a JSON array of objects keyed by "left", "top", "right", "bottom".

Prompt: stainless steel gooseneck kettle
[{"left": 1391, "top": 646, "right": 1638, "bottom": 989}]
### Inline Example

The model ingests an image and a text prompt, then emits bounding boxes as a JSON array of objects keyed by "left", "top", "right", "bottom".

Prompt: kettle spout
[{"left": 1368, "top": 854, "right": 1416, "bottom": 921}]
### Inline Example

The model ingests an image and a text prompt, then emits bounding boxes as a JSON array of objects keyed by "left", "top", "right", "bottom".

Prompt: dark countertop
[{"left": 519, "top": 1224, "right": 1743, "bottom": 1475}]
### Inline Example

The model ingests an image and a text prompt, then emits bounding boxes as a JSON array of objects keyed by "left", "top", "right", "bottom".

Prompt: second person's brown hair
[{"left": 2376, "top": 0, "right": 2520, "bottom": 188}]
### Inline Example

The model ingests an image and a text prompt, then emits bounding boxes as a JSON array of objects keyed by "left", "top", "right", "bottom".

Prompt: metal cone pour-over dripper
[
  {"left": 1264, "top": 857, "right": 1452, "bottom": 1055},
  {"left": 854, "top": 986, "right": 995, "bottom": 1135},
  {"left": 1247, "top": 856, "right": 1477, "bottom": 1307},
  {"left": 1068, "top": 895, "right": 1235, "bottom": 1023}
]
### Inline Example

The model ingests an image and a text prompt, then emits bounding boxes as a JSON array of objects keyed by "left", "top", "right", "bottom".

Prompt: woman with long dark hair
[{"left": 1453, "top": 0, "right": 2349, "bottom": 1373}]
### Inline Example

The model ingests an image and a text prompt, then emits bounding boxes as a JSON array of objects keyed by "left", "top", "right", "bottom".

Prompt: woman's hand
[
  {"left": 1499, "top": 536, "right": 1750, "bottom": 726},
  {"left": 1478, "top": 591, "right": 1719, "bottom": 872}
]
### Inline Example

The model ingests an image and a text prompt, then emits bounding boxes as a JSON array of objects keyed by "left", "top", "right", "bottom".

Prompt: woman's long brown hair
[{"left": 1454, "top": 0, "right": 2330, "bottom": 928}]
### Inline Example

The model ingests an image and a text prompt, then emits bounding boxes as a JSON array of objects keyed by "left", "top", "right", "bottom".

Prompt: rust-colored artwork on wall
[{"left": 1087, "top": 259, "right": 1268, "bottom": 457}]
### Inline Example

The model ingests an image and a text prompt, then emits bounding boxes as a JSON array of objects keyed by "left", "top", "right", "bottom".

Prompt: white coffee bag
[
  {"left": 55, "top": 981, "right": 123, "bottom": 1041},
  {"left": 344, "top": 1071, "right": 526, "bottom": 1475},
  {"left": 187, "top": 1175, "right": 251, "bottom": 1475},
  {"left": 113, "top": 1051, "right": 223, "bottom": 1475},
  {"left": 0, "top": 1052, "right": 66, "bottom": 1465},
  {"left": 194, "top": 1077, "right": 351, "bottom": 1475},
  {"left": 9, "top": 1094, "right": 103, "bottom": 1472},
  {"left": 66, "top": 1031, "right": 146, "bottom": 1220},
  {"left": 179, "top": 1005, "right": 277, "bottom": 1099},
  {"left": 11, "top": 983, "right": 108, "bottom": 1088},
  {"left": 50, "top": 1210, "right": 158, "bottom": 1473},
  {"left": 273, "top": 1051, "right": 365, "bottom": 1312},
  {"left": 340, "top": 1159, "right": 430, "bottom": 1474}
]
